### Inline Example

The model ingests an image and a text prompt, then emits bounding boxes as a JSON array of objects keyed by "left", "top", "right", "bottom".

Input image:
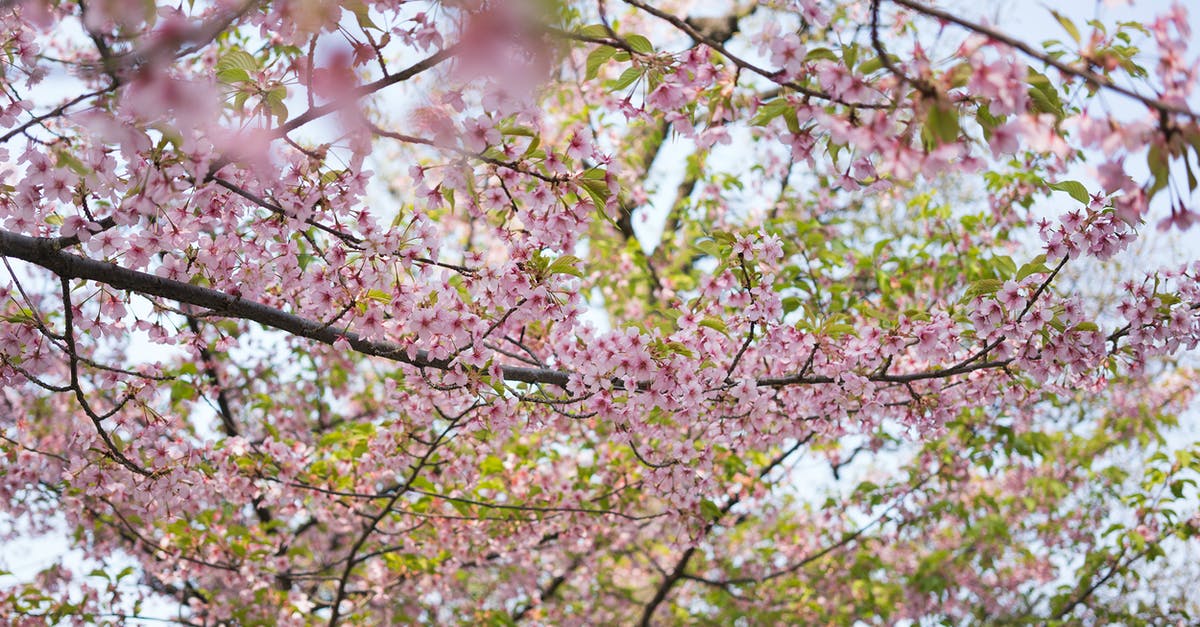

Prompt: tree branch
[
  {"left": 0, "top": 229, "right": 571, "bottom": 387},
  {"left": 889, "top": 0, "right": 1200, "bottom": 120}
]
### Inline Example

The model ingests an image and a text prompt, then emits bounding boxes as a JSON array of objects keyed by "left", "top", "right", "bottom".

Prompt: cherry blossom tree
[{"left": 2, "top": 0, "right": 1200, "bottom": 623}]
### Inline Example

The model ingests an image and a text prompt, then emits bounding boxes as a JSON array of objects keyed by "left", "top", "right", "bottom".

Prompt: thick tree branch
[
  {"left": 0, "top": 229, "right": 571, "bottom": 387},
  {"left": 1, "top": 229, "right": 1087, "bottom": 394}
]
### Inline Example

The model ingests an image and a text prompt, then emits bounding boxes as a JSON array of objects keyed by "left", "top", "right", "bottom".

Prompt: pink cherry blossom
[{"left": 0, "top": 1, "right": 1198, "bottom": 624}]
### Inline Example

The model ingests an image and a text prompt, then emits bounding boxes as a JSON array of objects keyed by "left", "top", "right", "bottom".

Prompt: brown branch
[
  {"left": 208, "top": 176, "right": 364, "bottom": 247},
  {"left": 0, "top": 228, "right": 572, "bottom": 387},
  {"left": 889, "top": 0, "right": 1200, "bottom": 120},
  {"left": 869, "top": 0, "right": 935, "bottom": 98},
  {"left": 325, "top": 404, "right": 473, "bottom": 626},
  {"left": 620, "top": 0, "right": 886, "bottom": 109},
  {"left": 512, "top": 556, "right": 583, "bottom": 622},
  {"left": 2, "top": 229, "right": 1094, "bottom": 394},
  {"left": 186, "top": 316, "right": 239, "bottom": 437},
  {"left": 0, "top": 88, "right": 112, "bottom": 144},
  {"left": 1051, "top": 545, "right": 1136, "bottom": 620},
  {"left": 368, "top": 123, "right": 569, "bottom": 184},
  {"left": 59, "top": 276, "right": 153, "bottom": 477},
  {"left": 636, "top": 436, "right": 809, "bottom": 625},
  {"left": 691, "top": 471, "right": 935, "bottom": 587},
  {"left": 202, "top": 45, "right": 459, "bottom": 179},
  {"left": 278, "top": 46, "right": 459, "bottom": 136}
]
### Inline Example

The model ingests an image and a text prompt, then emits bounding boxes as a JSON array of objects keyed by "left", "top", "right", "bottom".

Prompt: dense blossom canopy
[{"left": 2, "top": 0, "right": 1200, "bottom": 623}]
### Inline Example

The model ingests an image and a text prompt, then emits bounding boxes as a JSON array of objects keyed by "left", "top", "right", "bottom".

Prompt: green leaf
[
  {"left": 965, "top": 279, "right": 1003, "bottom": 299},
  {"left": 1050, "top": 10, "right": 1081, "bottom": 43},
  {"left": 750, "top": 98, "right": 793, "bottom": 127},
  {"left": 481, "top": 455, "right": 505, "bottom": 475},
  {"left": 1026, "top": 69, "right": 1065, "bottom": 118},
  {"left": 924, "top": 104, "right": 960, "bottom": 146},
  {"left": 1016, "top": 255, "right": 1050, "bottom": 281},
  {"left": 695, "top": 238, "right": 723, "bottom": 258},
  {"left": 1049, "top": 180, "right": 1090, "bottom": 204},
  {"left": 366, "top": 289, "right": 392, "bottom": 303},
  {"left": 1026, "top": 86, "right": 1058, "bottom": 116},
  {"left": 842, "top": 43, "right": 859, "bottom": 69},
  {"left": 578, "top": 168, "right": 611, "bottom": 208},
  {"left": 546, "top": 255, "right": 584, "bottom": 278},
  {"left": 993, "top": 255, "right": 1017, "bottom": 278},
  {"left": 586, "top": 45, "right": 616, "bottom": 80},
  {"left": 1147, "top": 142, "right": 1169, "bottom": 197},
  {"left": 661, "top": 341, "right": 694, "bottom": 358},
  {"left": 498, "top": 124, "right": 535, "bottom": 137},
  {"left": 268, "top": 100, "right": 288, "bottom": 122},
  {"left": 826, "top": 322, "right": 856, "bottom": 337},
  {"left": 975, "top": 103, "right": 1002, "bottom": 134},
  {"left": 55, "top": 150, "right": 90, "bottom": 176},
  {"left": 576, "top": 24, "right": 608, "bottom": 38},
  {"left": 216, "top": 67, "right": 250, "bottom": 84},
  {"left": 782, "top": 107, "right": 801, "bottom": 134},
  {"left": 805, "top": 47, "right": 838, "bottom": 62},
  {"left": 699, "top": 317, "right": 729, "bottom": 335},
  {"left": 216, "top": 50, "right": 257, "bottom": 74},
  {"left": 344, "top": 0, "right": 379, "bottom": 30},
  {"left": 625, "top": 34, "right": 653, "bottom": 54},
  {"left": 611, "top": 66, "right": 643, "bottom": 90}
]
